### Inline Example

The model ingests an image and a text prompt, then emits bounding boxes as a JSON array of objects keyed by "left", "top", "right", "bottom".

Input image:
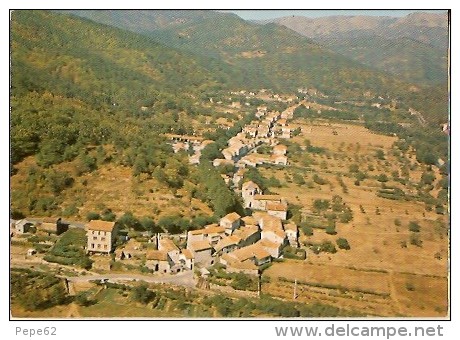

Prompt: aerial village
[{"left": 10, "top": 91, "right": 300, "bottom": 280}]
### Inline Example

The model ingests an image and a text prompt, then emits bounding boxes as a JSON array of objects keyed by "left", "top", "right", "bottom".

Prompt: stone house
[
  {"left": 214, "top": 235, "right": 241, "bottom": 256},
  {"left": 257, "top": 239, "right": 283, "bottom": 258},
  {"left": 158, "top": 237, "right": 181, "bottom": 267},
  {"left": 219, "top": 212, "right": 241, "bottom": 235},
  {"left": 188, "top": 240, "right": 213, "bottom": 267},
  {"left": 266, "top": 201, "right": 288, "bottom": 220},
  {"left": 145, "top": 250, "right": 171, "bottom": 273},
  {"left": 258, "top": 214, "right": 283, "bottom": 230},
  {"left": 252, "top": 194, "right": 284, "bottom": 211},
  {"left": 221, "top": 243, "right": 271, "bottom": 267},
  {"left": 232, "top": 225, "right": 260, "bottom": 248},
  {"left": 261, "top": 228, "right": 286, "bottom": 246},
  {"left": 241, "top": 181, "right": 262, "bottom": 208},
  {"left": 38, "top": 217, "right": 68, "bottom": 235},
  {"left": 270, "top": 154, "right": 288, "bottom": 166},
  {"left": 284, "top": 223, "right": 299, "bottom": 247},
  {"left": 86, "top": 220, "right": 118, "bottom": 254},
  {"left": 187, "top": 225, "right": 226, "bottom": 247}
]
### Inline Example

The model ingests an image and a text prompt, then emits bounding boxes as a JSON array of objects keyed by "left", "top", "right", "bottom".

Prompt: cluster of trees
[
  {"left": 312, "top": 195, "right": 353, "bottom": 224},
  {"left": 294, "top": 105, "right": 359, "bottom": 121},
  {"left": 11, "top": 268, "right": 69, "bottom": 311},
  {"left": 365, "top": 118, "right": 447, "bottom": 168},
  {"left": 193, "top": 164, "right": 243, "bottom": 218},
  {"left": 201, "top": 293, "right": 350, "bottom": 317},
  {"left": 243, "top": 167, "right": 282, "bottom": 192},
  {"left": 44, "top": 228, "right": 93, "bottom": 269}
]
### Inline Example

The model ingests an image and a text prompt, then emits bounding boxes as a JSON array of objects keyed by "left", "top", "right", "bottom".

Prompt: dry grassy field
[
  {"left": 10, "top": 158, "right": 213, "bottom": 221},
  {"left": 260, "top": 119, "right": 448, "bottom": 317}
]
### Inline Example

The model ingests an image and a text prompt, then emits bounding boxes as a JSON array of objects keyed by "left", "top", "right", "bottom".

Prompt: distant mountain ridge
[
  {"left": 269, "top": 12, "right": 448, "bottom": 49},
  {"left": 63, "top": 9, "right": 416, "bottom": 97},
  {"left": 263, "top": 12, "right": 448, "bottom": 84}
]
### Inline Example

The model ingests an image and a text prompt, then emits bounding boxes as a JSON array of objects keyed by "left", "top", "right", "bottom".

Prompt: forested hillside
[
  {"left": 64, "top": 10, "right": 448, "bottom": 124},
  {"left": 10, "top": 10, "right": 239, "bottom": 165},
  {"left": 269, "top": 12, "right": 448, "bottom": 85},
  {"left": 10, "top": 10, "right": 245, "bottom": 219},
  {"left": 65, "top": 10, "right": 415, "bottom": 97},
  {"left": 10, "top": 10, "right": 449, "bottom": 221}
]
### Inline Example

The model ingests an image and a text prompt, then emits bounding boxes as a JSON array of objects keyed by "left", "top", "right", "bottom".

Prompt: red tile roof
[{"left": 86, "top": 220, "right": 116, "bottom": 232}]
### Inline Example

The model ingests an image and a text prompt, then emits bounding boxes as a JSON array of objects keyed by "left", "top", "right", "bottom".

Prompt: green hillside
[
  {"left": 317, "top": 36, "right": 447, "bottom": 84},
  {"left": 65, "top": 10, "right": 415, "bottom": 97},
  {"left": 10, "top": 10, "right": 448, "bottom": 220},
  {"left": 59, "top": 10, "right": 225, "bottom": 32},
  {"left": 10, "top": 10, "right": 246, "bottom": 219},
  {"left": 10, "top": 10, "right": 239, "bottom": 165},
  {"left": 152, "top": 17, "right": 413, "bottom": 96}
]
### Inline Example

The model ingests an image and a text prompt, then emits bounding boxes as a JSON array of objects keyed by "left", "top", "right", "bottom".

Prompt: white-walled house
[
  {"left": 145, "top": 250, "right": 171, "bottom": 273},
  {"left": 257, "top": 239, "right": 283, "bottom": 258},
  {"left": 261, "top": 228, "right": 286, "bottom": 245},
  {"left": 187, "top": 225, "right": 226, "bottom": 247},
  {"left": 241, "top": 181, "right": 262, "bottom": 208},
  {"left": 219, "top": 212, "right": 241, "bottom": 235},
  {"left": 266, "top": 201, "right": 288, "bottom": 220},
  {"left": 180, "top": 249, "right": 195, "bottom": 270},
  {"left": 273, "top": 144, "right": 287, "bottom": 156},
  {"left": 284, "top": 223, "right": 299, "bottom": 247}
]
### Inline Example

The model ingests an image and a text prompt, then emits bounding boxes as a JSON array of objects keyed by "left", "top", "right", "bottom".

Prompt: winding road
[{"left": 65, "top": 270, "right": 196, "bottom": 288}]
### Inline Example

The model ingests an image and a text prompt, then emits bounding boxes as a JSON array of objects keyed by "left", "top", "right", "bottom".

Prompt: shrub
[
  {"left": 75, "top": 292, "right": 96, "bottom": 306},
  {"left": 325, "top": 224, "right": 337, "bottom": 235},
  {"left": 408, "top": 221, "right": 420, "bottom": 233},
  {"left": 336, "top": 238, "right": 350, "bottom": 250},
  {"left": 410, "top": 233, "right": 423, "bottom": 247},
  {"left": 131, "top": 283, "right": 155, "bottom": 304},
  {"left": 376, "top": 174, "right": 388, "bottom": 183},
  {"left": 313, "top": 174, "right": 327, "bottom": 185},
  {"left": 231, "top": 273, "right": 258, "bottom": 291},
  {"left": 300, "top": 223, "right": 313, "bottom": 236},
  {"left": 86, "top": 211, "right": 100, "bottom": 221},
  {"left": 293, "top": 173, "right": 305, "bottom": 185}
]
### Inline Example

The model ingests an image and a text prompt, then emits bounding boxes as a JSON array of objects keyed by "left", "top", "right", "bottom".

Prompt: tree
[
  {"left": 46, "top": 170, "right": 74, "bottom": 195},
  {"left": 375, "top": 149, "right": 385, "bottom": 160},
  {"left": 157, "top": 215, "right": 187, "bottom": 234},
  {"left": 376, "top": 174, "right": 388, "bottom": 183},
  {"left": 293, "top": 173, "right": 305, "bottom": 185},
  {"left": 331, "top": 195, "right": 344, "bottom": 212},
  {"left": 313, "top": 174, "right": 327, "bottom": 185},
  {"left": 300, "top": 222, "right": 313, "bottom": 236},
  {"left": 101, "top": 209, "right": 116, "bottom": 222},
  {"left": 118, "top": 212, "right": 141, "bottom": 230},
  {"left": 326, "top": 220, "right": 336, "bottom": 235},
  {"left": 76, "top": 152, "right": 97, "bottom": 175},
  {"left": 75, "top": 292, "right": 95, "bottom": 307},
  {"left": 131, "top": 283, "right": 155, "bottom": 304},
  {"left": 420, "top": 171, "right": 436, "bottom": 186},
  {"left": 339, "top": 208, "right": 353, "bottom": 223},
  {"left": 313, "top": 199, "right": 330, "bottom": 213},
  {"left": 86, "top": 211, "right": 100, "bottom": 221},
  {"left": 140, "top": 216, "right": 154, "bottom": 230},
  {"left": 410, "top": 233, "right": 423, "bottom": 247},
  {"left": 349, "top": 164, "right": 359, "bottom": 173},
  {"left": 336, "top": 238, "right": 350, "bottom": 250},
  {"left": 408, "top": 221, "right": 421, "bottom": 233}
]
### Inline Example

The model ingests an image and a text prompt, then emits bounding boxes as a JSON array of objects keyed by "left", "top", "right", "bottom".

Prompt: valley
[{"left": 9, "top": 10, "right": 449, "bottom": 319}]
